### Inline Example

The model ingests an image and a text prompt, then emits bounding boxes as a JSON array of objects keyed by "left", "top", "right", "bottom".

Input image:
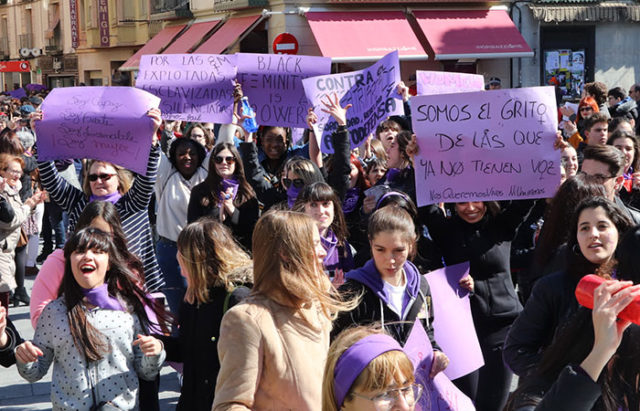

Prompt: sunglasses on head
[
  {"left": 214, "top": 156, "right": 235, "bottom": 164},
  {"left": 88, "top": 173, "right": 116, "bottom": 182},
  {"left": 283, "top": 178, "right": 305, "bottom": 189}
]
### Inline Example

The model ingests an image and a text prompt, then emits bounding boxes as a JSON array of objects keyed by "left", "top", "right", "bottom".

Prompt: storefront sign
[
  {"left": 303, "top": 51, "right": 403, "bottom": 153},
  {"left": 0, "top": 61, "right": 31, "bottom": 72},
  {"left": 411, "top": 86, "right": 560, "bottom": 207},
  {"left": 213, "top": 0, "right": 268, "bottom": 12},
  {"left": 98, "top": 0, "right": 110, "bottom": 47},
  {"left": 70, "top": 0, "right": 79, "bottom": 49}
]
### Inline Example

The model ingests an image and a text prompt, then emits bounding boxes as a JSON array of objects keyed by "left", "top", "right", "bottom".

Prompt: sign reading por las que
[
  {"left": 411, "top": 86, "right": 560, "bottom": 207},
  {"left": 302, "top": 51, "right": 404, "bottom": 153}
]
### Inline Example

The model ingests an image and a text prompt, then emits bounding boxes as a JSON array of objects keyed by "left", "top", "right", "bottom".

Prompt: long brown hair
[
  {"left": 81, "top": 160, "right": 133, "bottom": 196},
  {"left": 292, "top": 182, "right": 349, "bottom": 246},
  {"left": 201, "top": 142, "right": 255, "bottom": 208}
]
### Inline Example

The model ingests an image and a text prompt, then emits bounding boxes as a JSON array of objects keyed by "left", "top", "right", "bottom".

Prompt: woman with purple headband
[{"left": 322, "top": 326, "right": 422, "bottom": 411}]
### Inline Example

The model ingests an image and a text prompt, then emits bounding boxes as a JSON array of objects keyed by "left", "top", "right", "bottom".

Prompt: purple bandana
[
  {"left": 89, "top": 192, "right": 122, "bottom": 204},
  {"left": 322, "top": 230, "right": 340, "bottom": 271},
  {"left": 220, "top": 177, "right": 239, "bottom": 202},
  {"left": 342, "top": 187, "right": 360, "bottom": 214},
  {"left": 81, "top": 283, "right": 125, "bottom": 311},
  {"left": 287, "top": 184, "right": 302, "bottom": 209}
]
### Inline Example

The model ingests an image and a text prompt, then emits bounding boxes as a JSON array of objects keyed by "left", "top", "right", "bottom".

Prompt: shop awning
[
  {"left": 119, "top": 25, "right": 186, "bottom": 71},
  {"left": 162, "top": 20, "right": 222, "bottom": 54},
  {"left": 194, "top": 15, "right": 262, "bottom": 54},
  {"left": 306, "top": 11, "right": 427, "bottom": 62},
  {"left": 413, "top": 10, "right": 533, "bottom": 60}
]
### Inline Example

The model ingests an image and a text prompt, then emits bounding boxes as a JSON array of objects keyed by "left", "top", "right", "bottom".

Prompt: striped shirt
[{"left": 38, "top": 145, "right": 165, "bottom": 292}]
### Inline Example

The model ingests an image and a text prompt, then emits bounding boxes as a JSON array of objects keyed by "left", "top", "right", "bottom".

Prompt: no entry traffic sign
[{"left": 273, "top": 33, "right": 299, "bottom": 55}]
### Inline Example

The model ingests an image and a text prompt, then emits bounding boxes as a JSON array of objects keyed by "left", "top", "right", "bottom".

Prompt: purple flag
[
  {"left": 416, "top": 71, "right": 484, "bottom": 96},
  {"left": 8, "top": 88, "right": 27, "bottom": 99},
  {"left": 135, "top": 54, "right": 237, "bottom": 124},
  {"left": 35, "top": 86, "right": 160, "bottom": 176},
  {"left": 404, "top": 319, "right": 476, "bottom": 411},
  {"left": 411, "top": 86, "right": 560, "bottom": 207},
  {"left": 425, "top": 262, "right": 484, "bottom": 380},
  {"left": 236, "top": 53, "right": 331, "bottom": 129},
  {"left": 302, "top": 51, "right": 403, "bottom": 153}
]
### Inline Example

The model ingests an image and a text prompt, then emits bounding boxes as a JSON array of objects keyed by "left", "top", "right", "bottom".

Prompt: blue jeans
[{"left": 156, "top": 238, "right": 185, "bottom": 320}]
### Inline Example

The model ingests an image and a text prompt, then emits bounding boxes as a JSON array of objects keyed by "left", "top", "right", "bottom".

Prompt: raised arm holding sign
[{"left": 416, "top": 70, "right": 484, "bottom": 96}]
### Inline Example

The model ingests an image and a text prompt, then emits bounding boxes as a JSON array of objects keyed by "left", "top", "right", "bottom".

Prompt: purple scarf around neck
[
  {"left": 81, "top": 283, "right": 125, "bottom": 311},
  {"left": 220, "top": 177, "right": 239, "bottom": 202},
  {"left": 287, "top": 185, "right": 302, "bottom": 209},
  {"left": 342, "top": 187, "right": 360, "bottom": 214},
  {"left": 89, "top": 192, "right": 122, "bottom": 204}
]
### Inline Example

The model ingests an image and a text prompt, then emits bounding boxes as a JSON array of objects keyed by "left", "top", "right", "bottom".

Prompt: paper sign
[
  {"left": 35, "top": 86, "right": 160, "bottom": 175},
  {"left": 303, "top": 51, "right": 403, "bottom": 153},
  {"left": 425, "top": 262, "right": 484, "bottom": 380},
  {"left": 404, "top": 319, "right": 476, "bottom": 411},
  {"left": 416, "top": 71, "right": 484, "bottom": 96},
  {"left": 411, "top": 86, "right": 560, "bottom": 207},
  {"left": 9, "top": 88, "right": 27, "bottom": 99},
  {"left": 135, "top": 54, "right": 237, "bottom": 123},
  {"left": 236, "top": 53, "right": 331, "bottom": 129}
]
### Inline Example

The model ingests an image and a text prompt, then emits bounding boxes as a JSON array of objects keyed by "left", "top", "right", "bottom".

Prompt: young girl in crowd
[
  {"left": 188, "top": 142, "right": 259, "bottom": 250},
  {"left": 293, "top": 182, "right": 355, "bottom": 277},
  {"left": 15, "top": 228, "right": 166, "bottom": 411},
  {"left": 213, "top": 211, "right": 354, "bottom": 410},
  {"left": 333, "top": 207, "right": 449, "bottom": 377},
  {"left": 608, "top": 130, "right": 640, "bottom": 208},
  {"left": 323, "top": 326, "right": 422, "bottom": 411},
  {"left": 504, "top": 197, "right": 632, "bottom": 378},
  {"left": 158, "top": 218, "right": 252, "bottom": 411},
  {"left": 365, "top": 157, "right": 388, "bottom": 187}
]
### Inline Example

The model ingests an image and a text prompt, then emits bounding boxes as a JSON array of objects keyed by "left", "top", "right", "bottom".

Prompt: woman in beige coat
[
  {"left": 0, "top": 154, "right": 45, "bottom": 308},
  {"left": 213, "top": 211, "right": 355, "bottom": 411}
]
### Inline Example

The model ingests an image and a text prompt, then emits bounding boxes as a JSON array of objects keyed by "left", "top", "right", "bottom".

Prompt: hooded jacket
[{"left": 333, "top": 259, "right": 439, "bottom": 347}]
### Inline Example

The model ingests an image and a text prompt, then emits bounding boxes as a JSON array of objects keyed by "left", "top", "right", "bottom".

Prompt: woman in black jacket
[
  {"left": 157, "top": 218, "right": 252, "bottom": 411},
  {"left": 187, "top": 143, "right": 259, "bottom": 250}
]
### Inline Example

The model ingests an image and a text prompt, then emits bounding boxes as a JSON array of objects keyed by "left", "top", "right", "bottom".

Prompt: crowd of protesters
[{"left": 0, "top": 76, "right": 638, "bottom": 411}]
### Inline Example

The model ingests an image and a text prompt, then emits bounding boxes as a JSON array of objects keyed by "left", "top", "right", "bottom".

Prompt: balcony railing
[
  {"left": 19, "top": 33, "right": 33, "bottom": 49},
  {"left": 150, "top": 0, "right": 189, "bottom": 15}
]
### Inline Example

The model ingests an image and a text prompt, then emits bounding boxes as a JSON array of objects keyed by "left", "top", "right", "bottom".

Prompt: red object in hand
[{"left": 575, "top": 274, "right": 640, "bottom": 325}]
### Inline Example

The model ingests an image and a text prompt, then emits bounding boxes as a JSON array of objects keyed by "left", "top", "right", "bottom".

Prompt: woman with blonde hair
[
  {"left": 158, "top": 218, "right": 252, "bottom": 411},
  {"left": 323, "top": 326, "right": 423, "bottom": 411},
  {"left": 213, "top": 210, "right": 354, "bottom": 411}
]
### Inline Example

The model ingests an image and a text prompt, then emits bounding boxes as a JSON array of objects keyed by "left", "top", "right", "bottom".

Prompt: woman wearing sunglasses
[
  {"left": 35, "top": 108, "right": 165, "bottom": 293},
  {"left": 188, "top": 142, "right": 259, "bottom": 250}
]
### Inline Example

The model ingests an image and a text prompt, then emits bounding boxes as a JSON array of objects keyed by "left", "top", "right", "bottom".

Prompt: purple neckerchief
[
  {"left": 89, "top": 192, "right": 122, "bottom": 204},
  {"left": 342, "top": 187, "right": 360, "bottom": 214},
  {"left": 322, "top": 230, "right": 340, "bottom": 271},
  {"left": 624, "top": 167, "right": 634, "bottom": 181},
  {"left": 82, "top": 283, "right": 125, "bottom": 311},
  {"left": 385, "top": 168, "right": 401, "bottom": 184},
  {"left": 287, "top": 184, "right": 302, "bottom": 209},
  {"left": 333, "top": 334, "right": 403, "bottom": 407},
  {"left": 220, "top": 177, "right": 239, "bottom": 202}
]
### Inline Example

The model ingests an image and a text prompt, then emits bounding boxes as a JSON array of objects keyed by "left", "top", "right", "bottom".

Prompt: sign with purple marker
[
  {"left": 236, "top": 53, "right": 331, "bottom": 129},
  {"left": 35, "top": 87, "right": 160, "bottom": 176},
  {"left": 411, "top": 86, "right": 560, "bottom": 207},
  {"left": 416, "top": 70, "right": 484, "bottom": 96},
  {"left": 136, "top": 54, "right": 237, "bottom": 123}
]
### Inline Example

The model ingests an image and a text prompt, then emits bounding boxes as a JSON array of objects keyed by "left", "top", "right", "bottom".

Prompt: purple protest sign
[
  {"left": 425, "top": 262, "right": 484, "bottom": 380},
  {"left": 236, "top": 53, "right": 331, "bottom": 129},
  {"left": 35, "top": 86, "right": 160, "bottom": 176},
  {"left": 416, "top": 71, "right": 484, "bottom": 96},
  {"left": 404, "top": 319, "right": 476, "bottom": 411},
  {"left": 411, "top": 86, "right": 560, "bottom": 207},
  {"left": 303, "top": 51, "right": 403, "bottom": 153},
  {"left": 135, "top": 54, "right": 237, "bottom": 123},
  {"left": 8, "top": 88, "right": 27, "bottom": 99}
]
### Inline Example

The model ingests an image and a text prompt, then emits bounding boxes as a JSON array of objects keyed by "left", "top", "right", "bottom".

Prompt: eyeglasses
[
  {"left": 578, "top": 170, "right": 616, "bottom": 183},
  {"left": 352, "top": 384, "right": 423, "bottom": 411},
  {"left": 4, "top": 168, "right": 22, "bottom": 176},
  {"left": 88, "top": 173, "right": 116, "bottom": 182},
  {"left": 214, "top": 156, "right": 235, "bottom": 165},
  {"left": 579, "top": 107, "right": 593, "bottom": 112},
  {"left": 282, "top": 178, "right": 305, "bottom": 189}
]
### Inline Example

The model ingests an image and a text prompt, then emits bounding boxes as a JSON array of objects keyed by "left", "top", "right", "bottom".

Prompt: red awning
[
  {"left": 306, "top": 11, "right": 427, "bottom": 62},
  {"left": 413, "top": 10, "right": 533, "bottom": 60},
  {"left": 119, "top": 25, "right": 186, "bottom": 71},
  {"left": 194, "top": 15, "right": 261, "bottom": 54},
  {"left": 162, "top": 20, "right": 222, "bottom": 54}
]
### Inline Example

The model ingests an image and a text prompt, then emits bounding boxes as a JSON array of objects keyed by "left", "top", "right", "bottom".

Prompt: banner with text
[
  {"left": 35, "top": 87, "right": 160, "bottom": 176},
  {"left": 303, "top": 51, "right": 403, "bottom": 153},
  {"left": 411, "top": 86, "right": 560, "bottom": 207},
  {"left": 135, "top": 54, "right": 237, "bottom": 124},
  {"left": 236, "top": 53, "right": 331, "bottom": 129},
  {"left": 416, "top": 70, "right": 484, "bottom": 96}
]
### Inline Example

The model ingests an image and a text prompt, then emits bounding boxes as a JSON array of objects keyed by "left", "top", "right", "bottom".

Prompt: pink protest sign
[
  {"left": 425, "top": 262, "right": 484, "bottom": 380},
  {"left": 35, "top": 87, "right": 160, "bottom": 176},
  {"left": 404, "top": 319, "right": 476, "bottom": 411},
  {"left": 136, "top": 54, "right": 237, "bottom": 123},
  {"left": 416, "top": 71, "right": 484, "bottom": 96},
  {"left": 411, "top": 86, "right": 560, "bottom": 207},
  {"left": 236, "top": 53, "right": 331, "bottom": 129},
  {"left": 302, "top": 51, "right": 403, "bottom": 153}
]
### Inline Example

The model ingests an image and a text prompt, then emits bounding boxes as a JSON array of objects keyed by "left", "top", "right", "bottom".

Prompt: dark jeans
[
  {"left": 42, "top": 202, "right": 66, "bottom": 254},
  {"left": 475, "top": 342, "right": 513, "bottom": 411},
  {"left": 156, "top": 238, "right": 185, "bottom": 321}
]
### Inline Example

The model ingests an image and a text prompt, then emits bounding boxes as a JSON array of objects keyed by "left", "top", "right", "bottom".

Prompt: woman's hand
[
  {"left": 405, "top": 133, "right": 419, "bottom": 162},
  {"left": 29, "top": 110, "right": 43, "bottom": 130},
  {"left": 362, "top": 195, "right": 377, "bottom": 215},
  {"left": 320, "top": 93, "right": 352, "bottom": 127},
  {"left": 331, "top": 269, "right": 345, "bottom": 288},
  {"left": 15, "top": 341, "right": 44, "bottom": 364},
  {"left": 397, "top": 81, "right": 411, "bottom": 102},
  {"left": 559, "top": 105, "right": 575, "bottom": 118},
  {"left": 0, "top": 306, "right": 8, "bottom": 348},
  {"left": 233, "top": 82, "right": 244, "bottom": 103},
  {"left": 222, "top": 188, "right": 236, "bottom": 217},
  {"left": 459, "top": 275, "right": 474, "bottom": 292},
  {"left": 632, "top": 171, "right": 640, "bottom": 189},
  {"left": 133, "top": 334, "right": 163, "bottom": 356},
  {"left": 147, "top": 108, "right": 162, "bottom": 143},
  {"left": 24, "top": 190, "right": 47, "bottom": 209},
  {"left": 554, "top": 130, "right": 569, "bottom": 150},
  {"left": 430, "top": 351, "right": 449, "bottom": 378},
  {"left": 562, "top": 121, "right": 578, "bottom": 139},
  {"left": 306, "top": 107, "right": 318, "bottom": 130}
]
